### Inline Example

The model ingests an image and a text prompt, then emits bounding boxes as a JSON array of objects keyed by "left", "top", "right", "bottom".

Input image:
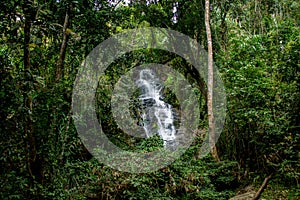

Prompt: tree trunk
[
  {"left": 205, "top": 0, "right": 220, "bottom": 161},
  {"left": 22, "top": 0, "right": 42, "bottom": 185},
  {"left": 55, "top": 6, "right": 70, "bottom": 82},
  {"left": 23, "top": 7, "right": 31, "bottom": 70}
]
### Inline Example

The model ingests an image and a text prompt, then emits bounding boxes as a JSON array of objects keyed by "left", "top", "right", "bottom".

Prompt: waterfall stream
[{"left": 136, "top": 69, "right": 177, "bottom": 150}]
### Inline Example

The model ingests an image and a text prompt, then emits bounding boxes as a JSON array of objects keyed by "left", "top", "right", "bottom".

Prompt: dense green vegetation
[{"left": 1, "top": 0, "right": 299, "bottom": 199}]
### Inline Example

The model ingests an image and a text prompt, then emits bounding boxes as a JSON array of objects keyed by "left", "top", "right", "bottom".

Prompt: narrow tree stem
[{"left": 205, "top": 0, "right": 220, "bottom": 161}]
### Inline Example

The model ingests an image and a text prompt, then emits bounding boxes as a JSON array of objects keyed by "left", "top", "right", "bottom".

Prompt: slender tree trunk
[
  {"left": 22, "top": 0, "right": 43, "bottom": 187},
  {"left": 55, "top": 6, "right": 70, "bottom": 82},
  {"left": 219, "top": 0, "right": 229, "bottom": 50},
  {"left": 205, "top": 0, "right": 220, "bottom": 161},
  {"left": 24, "top": 9, "right": 31, "bottom": 70}
]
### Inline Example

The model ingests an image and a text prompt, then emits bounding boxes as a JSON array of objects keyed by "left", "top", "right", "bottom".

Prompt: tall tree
[
  {"left": 205, "top": 0, "right": 220, "bottom": 161},
  {"left": 22, "top": 0, "right": 38, "bottom": 180}
]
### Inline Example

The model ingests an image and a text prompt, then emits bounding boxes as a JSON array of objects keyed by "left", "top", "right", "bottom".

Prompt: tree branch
[{"left": 252, "top": 174, "right": 273, "bottom": 200}]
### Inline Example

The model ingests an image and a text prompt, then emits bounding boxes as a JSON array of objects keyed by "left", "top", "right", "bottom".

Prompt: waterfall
[{"left": 136, "top": 69, "right": 177, "bottom": 150}]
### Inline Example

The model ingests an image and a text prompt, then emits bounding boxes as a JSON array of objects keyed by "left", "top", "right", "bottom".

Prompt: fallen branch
[{"left": 252, "top": 174, "right": 273, "bottom": 200}]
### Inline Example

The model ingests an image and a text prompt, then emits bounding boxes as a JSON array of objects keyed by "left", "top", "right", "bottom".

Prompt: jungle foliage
[{"left": 0, "top": 0, "right": 299, "bottom": 199}]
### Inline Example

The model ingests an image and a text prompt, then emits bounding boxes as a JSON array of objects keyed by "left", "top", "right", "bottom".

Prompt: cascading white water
[{"left": 136, "top": 69, "right": 177, "bottom": 150}]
